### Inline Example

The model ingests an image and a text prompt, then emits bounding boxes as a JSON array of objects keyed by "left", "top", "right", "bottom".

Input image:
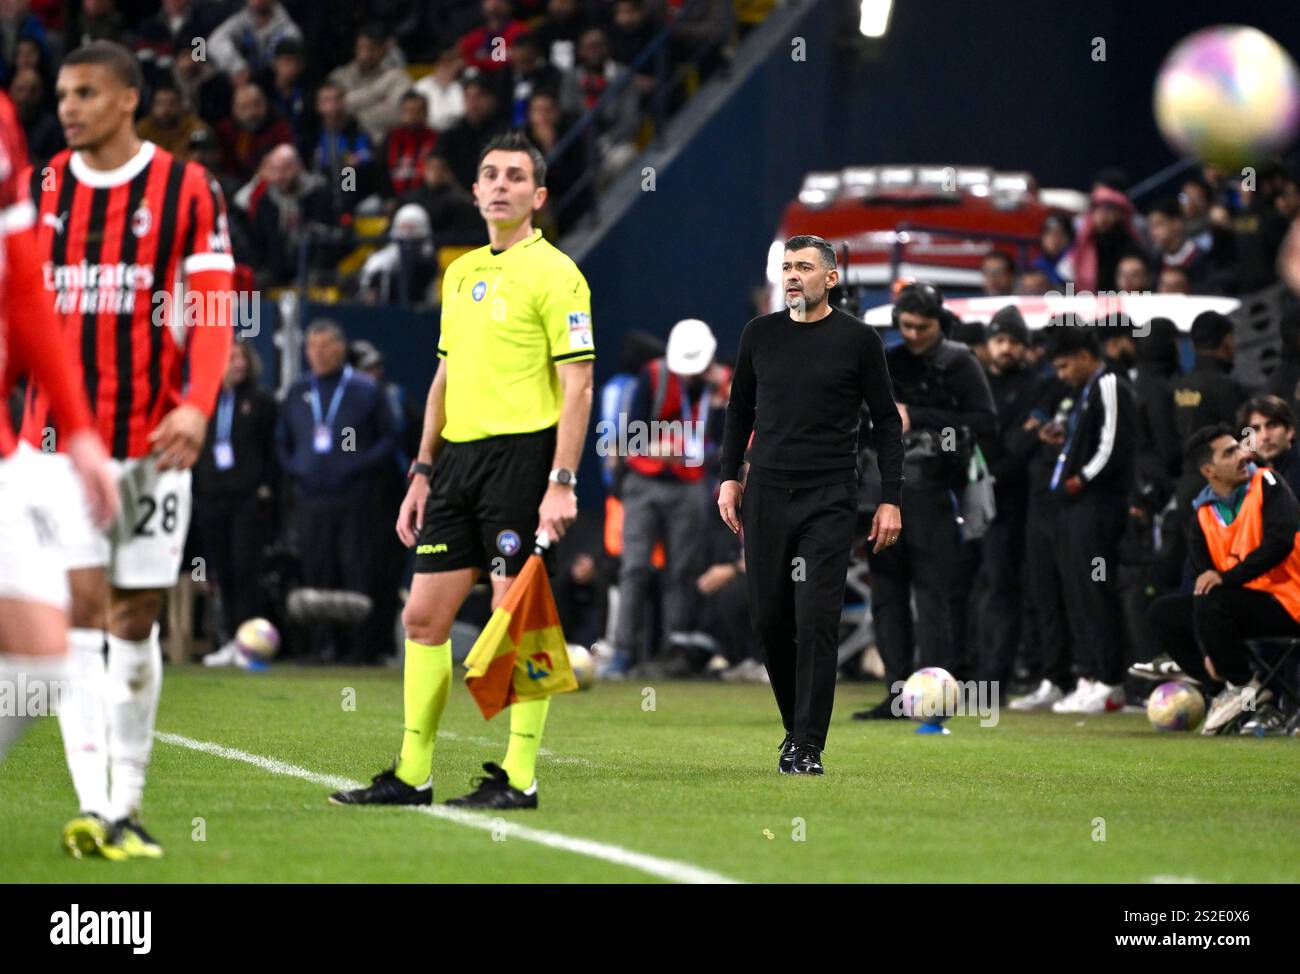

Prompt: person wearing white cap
[{"left": 608, "top": 318, "right": 729, "bottom": 677}]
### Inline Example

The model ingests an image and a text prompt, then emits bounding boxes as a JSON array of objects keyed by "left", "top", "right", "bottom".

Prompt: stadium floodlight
[{"left": 859, "top": 0, "right": 893, "bottom": 38}]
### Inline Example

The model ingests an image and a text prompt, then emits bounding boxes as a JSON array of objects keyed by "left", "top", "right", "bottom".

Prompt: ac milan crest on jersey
[{"left": 131, "top": 201, "right": 151, "bottom": 238}]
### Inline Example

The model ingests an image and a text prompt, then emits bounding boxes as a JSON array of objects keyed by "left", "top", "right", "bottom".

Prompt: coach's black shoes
[
  {"left": 778, "top": 733, "right": 797, "bottom": 774},
  {"left": 444, "top": 762, "right": 538, "bottom": 810},
  {"left": 789, "top": 744, "right": 824, "bottom": 776},
  {"left": 330, "top": 766, "right": 433, "bottom": 806}
]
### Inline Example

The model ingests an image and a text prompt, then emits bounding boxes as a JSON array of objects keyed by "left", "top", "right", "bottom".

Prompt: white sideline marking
[
  {"left": 155, "top": 732, "right": 740, "bottom": 885},
  {"left": 1146, "top": 875, "right": 1209, "bottom": 884}
]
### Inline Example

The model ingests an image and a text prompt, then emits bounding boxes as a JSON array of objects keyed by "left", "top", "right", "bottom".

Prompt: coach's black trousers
[
  {"left": 742, "top": 480, "right": 856, "bottom": 750},
  {"left": 1148, "top": 588, "right": 1300, "bottom": 686}
]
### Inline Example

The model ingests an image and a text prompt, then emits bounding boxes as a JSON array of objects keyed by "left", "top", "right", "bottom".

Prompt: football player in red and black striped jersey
[
  {"left": 18, "top": 42, "right": 235, "bottom": 861},
  {"left": 0, "top": 86, "right": 120, "bottom": 769}
]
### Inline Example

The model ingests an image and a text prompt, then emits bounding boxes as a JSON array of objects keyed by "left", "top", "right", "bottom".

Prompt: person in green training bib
[{"left": 330, "top": 131, "right": 595, "bottom": 809}]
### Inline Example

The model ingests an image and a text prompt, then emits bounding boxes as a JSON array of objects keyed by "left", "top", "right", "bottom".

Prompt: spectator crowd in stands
[
  {"left": 4, "top": 0, "right": 742, "bottom": 303},
  {"left": 986, "top": 163, "right": 1300, "bottom": 300}
]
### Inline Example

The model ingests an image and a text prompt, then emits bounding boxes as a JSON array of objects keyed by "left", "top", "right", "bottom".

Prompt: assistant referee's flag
[{"left": 463, "top": 537, "right": 577, "bottom": 719}]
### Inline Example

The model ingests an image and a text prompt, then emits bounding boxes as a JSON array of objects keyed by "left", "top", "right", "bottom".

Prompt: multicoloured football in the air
[
  {"left": 900, "top": 667, "right": 960, "bottom": 725},
  {"left": 1154, "top": 25, "right": 1300, "bottom": 166},
  {"left": 236, "top": 617, "right": 280, "bottom": 662},
  {"left": 1147, "top": 680, "right": 1205, "bottom": 732}
]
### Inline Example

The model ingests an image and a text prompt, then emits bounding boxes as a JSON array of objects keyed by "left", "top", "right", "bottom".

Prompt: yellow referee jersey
[{"left": 436, "top": 229, "right": 595, "bottom": 442}]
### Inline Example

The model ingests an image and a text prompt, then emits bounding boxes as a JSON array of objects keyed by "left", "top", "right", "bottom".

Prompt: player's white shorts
[
  {"left": 41, "top": 449, "right": 193, "bottom": 590},
  {"left": 0, "top": 442, "right": 70, "bottom": 609}
]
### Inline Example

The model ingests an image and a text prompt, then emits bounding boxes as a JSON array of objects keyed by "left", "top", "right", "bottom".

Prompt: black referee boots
[
  {"left": 445, "top": 762, "right": 538, "bottom": 810},
  {"left": 778, "top": 733, "right": 797, "bottom": 774},
  {"left": 329, "top": 765, "right": 433, "bottom": 806},
  {"left": 789, "top": 744, "right": 824, "bottom": 776}
]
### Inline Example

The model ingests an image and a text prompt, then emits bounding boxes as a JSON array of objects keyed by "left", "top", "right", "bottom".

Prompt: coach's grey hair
[
  {"left": 306, "top": 319, "right": 345, "bottom": 342},
  {"left": 784, "top": 235, "right": 837, "bottom": 270}
]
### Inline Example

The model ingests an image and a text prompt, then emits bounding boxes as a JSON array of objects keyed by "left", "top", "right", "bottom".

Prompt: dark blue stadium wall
[
  {"left": 576, "top": 0, "right": 1300, "bottom": 385},
  {"left": 576, "top": 2, "right": 838, "bottom": 379},
  {"left": 825, "top": 0, "right": 1300, "bottom": 192}
]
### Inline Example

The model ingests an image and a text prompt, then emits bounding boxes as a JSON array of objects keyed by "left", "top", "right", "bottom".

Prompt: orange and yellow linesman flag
[{"left": 464, "top": 544, "right": 577, "bottom": 719}]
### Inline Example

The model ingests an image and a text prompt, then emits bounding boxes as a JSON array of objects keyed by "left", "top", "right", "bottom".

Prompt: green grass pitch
[{"left": 2, "top": 666, "right": 1298, "bottom": 883}]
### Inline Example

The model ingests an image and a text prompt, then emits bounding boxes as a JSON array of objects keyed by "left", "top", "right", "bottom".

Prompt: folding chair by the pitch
[{"left": 1246, "top": 637, "right": 1300, "bottom": 717}]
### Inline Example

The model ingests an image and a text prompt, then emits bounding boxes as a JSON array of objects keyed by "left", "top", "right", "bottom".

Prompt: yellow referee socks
[
  {"left": 501, "top": 698, "right": 550, "bottom": 791},
  {"left": 394, "top": 639, "right": 452, "bottom": 786}
]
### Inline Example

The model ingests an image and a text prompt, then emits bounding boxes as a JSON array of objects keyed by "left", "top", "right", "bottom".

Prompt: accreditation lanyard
[
  {"left": 213, "top": 390, "right": 236, "bottom": 470},
  {"left": 310, "top": 365, "right": 352, "bottom": 454},
  {"left": 679, "top": 382, "right": 710, "bottom": 464},
  {"left": 1049, "top": 366, "right": 1102, "bottom": 490}
]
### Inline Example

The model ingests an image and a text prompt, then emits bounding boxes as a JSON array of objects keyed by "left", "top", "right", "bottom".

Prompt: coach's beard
[{"left": 786, "top": 289, "right": 823, "bottom": 320}]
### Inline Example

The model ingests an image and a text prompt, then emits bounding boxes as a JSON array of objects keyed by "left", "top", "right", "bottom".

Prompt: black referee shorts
[{"left": 414, "top": 426, "right": 555, "bottom": 576}]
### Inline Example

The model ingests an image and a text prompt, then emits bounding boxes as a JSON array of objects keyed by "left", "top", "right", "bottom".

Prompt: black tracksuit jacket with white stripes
[{"left": 1054, "top": 366, "right": 1137, "bottom": 499}]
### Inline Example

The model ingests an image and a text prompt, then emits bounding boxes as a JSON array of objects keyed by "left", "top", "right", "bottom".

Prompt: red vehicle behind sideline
[{"left": 767, "top": 163, "right": 1087, "bottom": 310}]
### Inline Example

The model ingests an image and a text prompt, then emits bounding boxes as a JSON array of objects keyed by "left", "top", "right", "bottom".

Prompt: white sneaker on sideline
[
  {"left": 862, "top": 647, "right": 886, "bottom": 679},
  {"left": 1203, "top": 679, "right": 1271, "bottom": 735},
  {"left": 1051, "top": 677, "right": 1094, "bottom": 713},
  {"left": 720, "top": 658, "right": 769, "bottom": 684},
  {"left": 1010, "top": 679, "right": 1063, "bottom": 711},
  {"left": 203, "top": 641, "right": 240, "bottom": 667},
  {"left": 1073, "top": 680, "right": 1124, "bottom": 714}
]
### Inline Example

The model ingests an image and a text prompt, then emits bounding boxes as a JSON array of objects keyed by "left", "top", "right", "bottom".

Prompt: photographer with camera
[{"left": 856, "top": 283, "right": 996, "bottom": 719}]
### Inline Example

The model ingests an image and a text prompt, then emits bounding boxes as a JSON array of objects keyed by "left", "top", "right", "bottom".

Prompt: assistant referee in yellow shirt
[{"left": 331, "top": 132, "right": 595, "bottom": 810}]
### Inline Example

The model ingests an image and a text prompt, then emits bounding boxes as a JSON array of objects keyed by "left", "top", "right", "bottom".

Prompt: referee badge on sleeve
[{"left": 567, "top": 311, "right": 593, "bottom": 350}]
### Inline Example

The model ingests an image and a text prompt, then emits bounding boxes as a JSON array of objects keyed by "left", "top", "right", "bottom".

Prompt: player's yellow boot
[
  {"left": 62, "top": 813, "right": 112, "bottom": 860},
  {"left": 102, "top": 819, "right": 164, "bottom": 860}
]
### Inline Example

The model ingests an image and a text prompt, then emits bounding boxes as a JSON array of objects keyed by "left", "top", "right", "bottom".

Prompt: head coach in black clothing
[{"left": 718, "top": 235, "right": 904, "bottom": 776}]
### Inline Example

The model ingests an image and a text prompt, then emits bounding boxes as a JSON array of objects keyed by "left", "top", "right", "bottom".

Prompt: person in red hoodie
[{"left": 0, "top": 86, "right": 119, "bottom": 764}]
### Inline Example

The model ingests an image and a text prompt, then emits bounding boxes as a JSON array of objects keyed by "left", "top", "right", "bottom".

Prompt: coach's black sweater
[{"left": 720, "top": 307, "right": 905, "bottom": 504}]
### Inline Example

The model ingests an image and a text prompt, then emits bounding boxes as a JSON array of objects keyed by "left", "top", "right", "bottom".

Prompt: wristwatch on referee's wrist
[
  {"left": 548, "top": 467, "right": 576, "bottom": 488},
  {"left": 408, "top": 460, "right": 433, "bottom": 482}
]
